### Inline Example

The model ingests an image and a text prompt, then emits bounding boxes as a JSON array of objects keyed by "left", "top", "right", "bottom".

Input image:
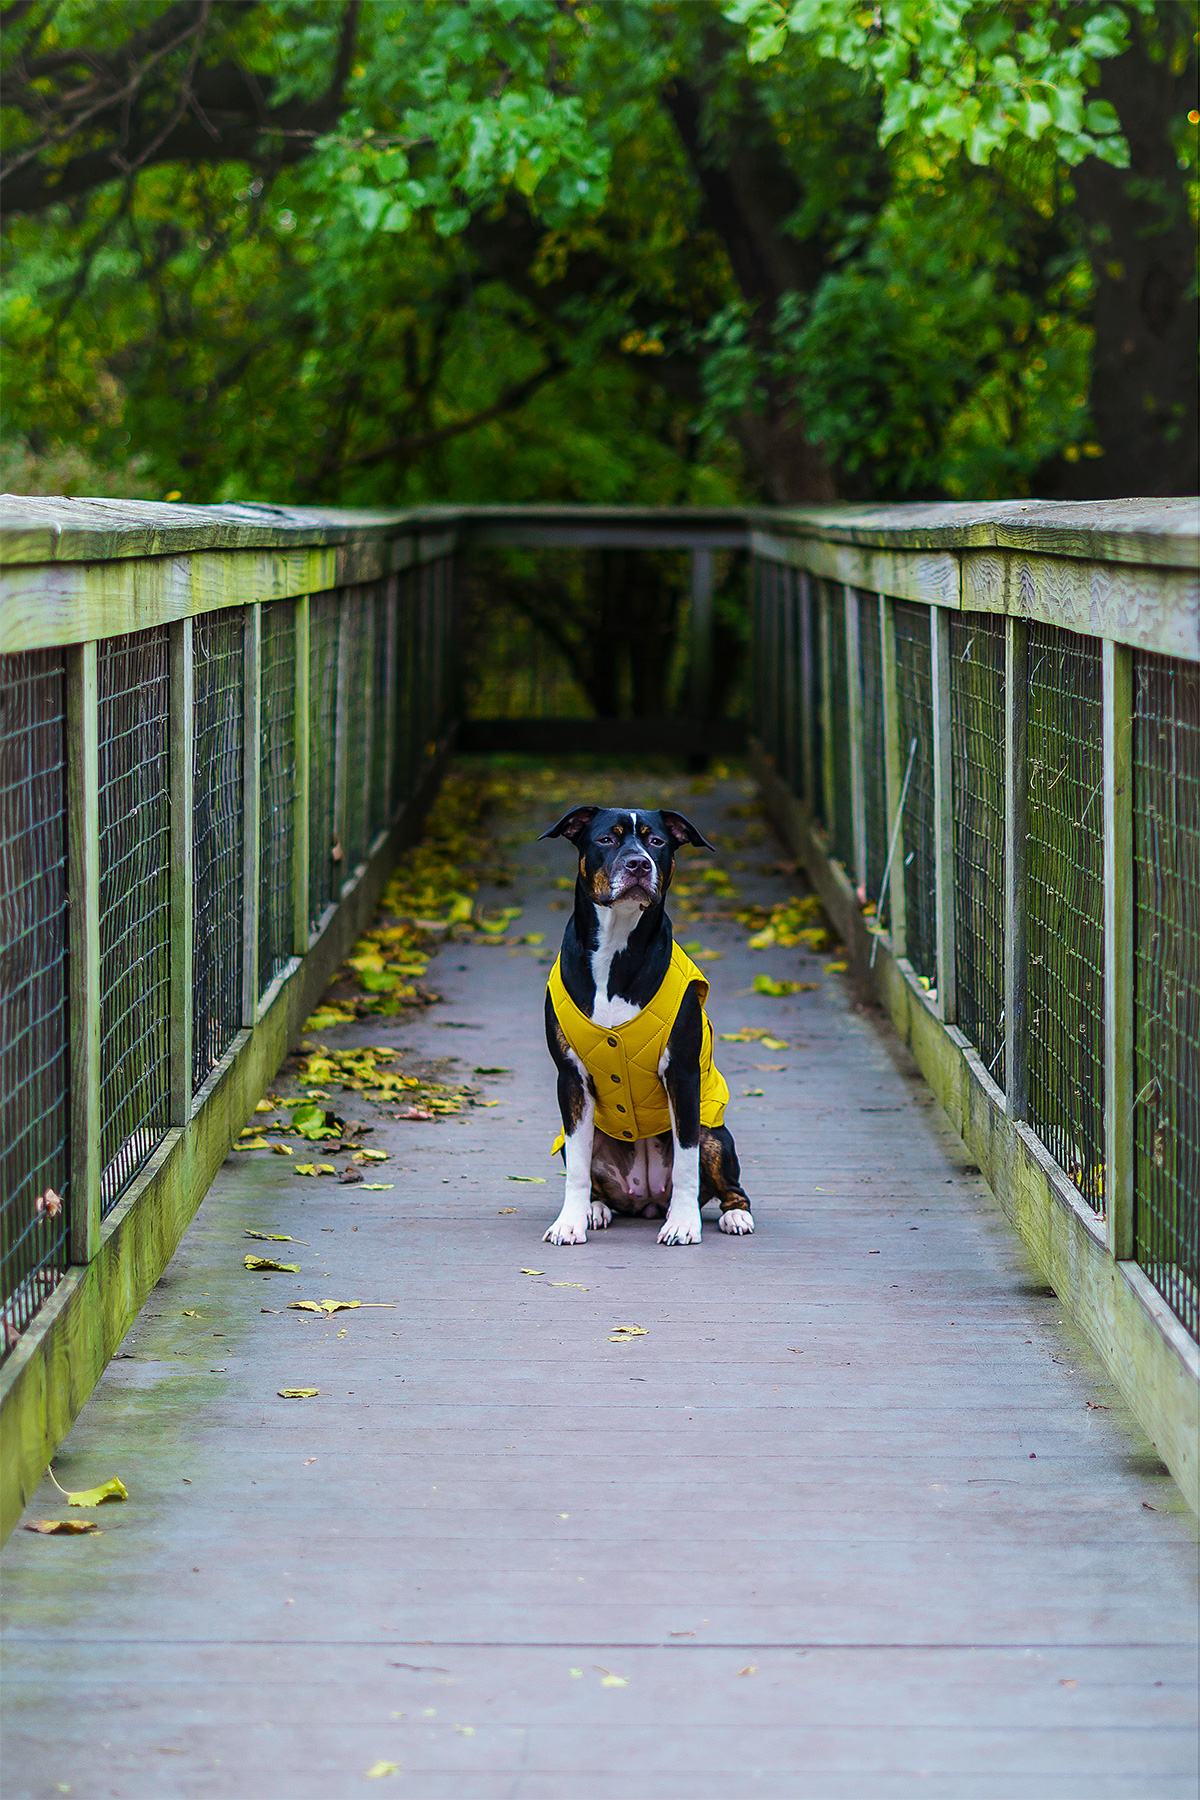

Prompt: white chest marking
[{"left": 588, "top": 899, "right": 644, "bottom": 1029}]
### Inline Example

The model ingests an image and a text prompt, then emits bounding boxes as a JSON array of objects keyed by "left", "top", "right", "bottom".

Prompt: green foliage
[{"left": 726, "top": 0, "right": 1147, "bottom": 166}]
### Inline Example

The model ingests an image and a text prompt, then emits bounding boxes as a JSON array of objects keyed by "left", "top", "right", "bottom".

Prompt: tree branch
[{"left": 336, "top": 357, "right": 567, "bottom": 471}]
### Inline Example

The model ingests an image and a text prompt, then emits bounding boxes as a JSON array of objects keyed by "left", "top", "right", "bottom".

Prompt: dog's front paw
[
  {"left": 719, "top": 1208, "right": 755, "bottom": 1235},
  {"left": 544, "top": 1212, "right": 588, "bottom": 1246},
  {"left": 587, "top": 1201, "right": 612, "bottom": 1231},
  {"left": 657, "top": 1208, "right": 702, "bottom": 1246}
]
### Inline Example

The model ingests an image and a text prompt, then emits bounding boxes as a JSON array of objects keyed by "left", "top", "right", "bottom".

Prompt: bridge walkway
[{"left": 2, "top": 765, "right": 1196, "bottom": 1800}]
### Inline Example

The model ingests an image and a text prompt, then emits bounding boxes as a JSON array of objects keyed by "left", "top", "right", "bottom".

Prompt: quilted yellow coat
[{"left": 548, "top": 942, "right": 729, "bottom": 1144}]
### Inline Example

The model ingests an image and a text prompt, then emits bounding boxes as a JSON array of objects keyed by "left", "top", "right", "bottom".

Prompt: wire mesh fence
[
  {"left": 827, "top": 585, "right": 855, "bottom": 873},
  {"left": 339, "top": 585, "right": 374, "bottom": 878},
  {"left": 0, "top": 651, "right": 70, "bottom": 1353},
  {"left": 950, "top": 613, "right": 1007, "bottom": 1088},
  {"left": 392, "top": 570, "right": 417, "bottom": 806},
  {"left": 857, "top": 592, "right": 887, "bottom": 902},
  {"left": 893, "top": 602, "right": 937, "bottom": 984},
  {"left": 308, "top": 592, "right": 340, "bottom": 929},
  {"left": 192, "top": 609, "right": 245, "bottom": 1089},
  {"left": 98, "top": 629, "right": 172, "bottom": 1211},
  {"left": 1133, "top": 650, "right": 1199, "bottom": 1338},
  {"left": 805, "top": 574, "right": 825, "bottom": 831},
  {"left": 258, "top": 601, "right": 295, "bottom": 994},
  {"left": 1025, "top": 624, "right": 1105, "bottom": 1212}
]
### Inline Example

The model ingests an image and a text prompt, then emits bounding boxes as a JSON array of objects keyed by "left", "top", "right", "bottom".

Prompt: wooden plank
[
  {"left": 291, "top": 596, "right": 310, "bottom": 956},
  {"left": 879, "top": 596, "right": 907, "bottom": 958},
  {"left": 65, "top": 643, "right": 100, "bottom": 1265},
  {"left": 752, "top": 529, "right": 961, "bottom": 609},
  {"left": 167, "top": 620, "right": 194, "bottom": 1125},
  {"left": 844, "top": 586, "right": 867, "bottom": 893},
  {"left": 241, "top": 605, "right": 261, "bottom": 1025},
  {"left": 1004, "top": 618, "right": 1029, "bottom": 1121},
  {"left": 931, "top": 605, "right": 956, "bottom": 1024},
  {"left": 1103, "top": 640, "right": 1135, "bottom": 1262},
  {"left": 688, "top": 549, "right": 715, "bottom": 722},
  {"left": 961, "top": 549, "right": 1198, "bottom": 661}
]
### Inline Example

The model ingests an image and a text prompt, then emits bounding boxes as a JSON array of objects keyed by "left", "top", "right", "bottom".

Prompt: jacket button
[
  {"left": 611, "top": 1074, "right": 620, "bottom": 1082},
  {"left": 616, "top": 1105, "right": 626, "bottom": 1113},
  {"left": 607, "top": 1037, "right": 618, "bottom": 1047},
  {"left": 623, "top": 1131, "right": 633, "bottom": 1139}
]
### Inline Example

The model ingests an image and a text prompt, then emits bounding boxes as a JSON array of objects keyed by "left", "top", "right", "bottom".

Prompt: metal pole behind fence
[
  {"left": 932, "top": 604, "right": 957, "bottom": 1023},
  {"left": 241, "top": 602, "right": 261, "bottom": 1024},
  {"left": 1103, "top": 638, "right": 1134, "bottom": 1258},
  {"left": 168, "top": 618, "right": 194, "bottom": 1122},
  {"left": 66, "top": 641, "right": 100, "bottom": 1263},
  {"left": 1004, "top": 617, "right": 1030, "bottom": 1120}
]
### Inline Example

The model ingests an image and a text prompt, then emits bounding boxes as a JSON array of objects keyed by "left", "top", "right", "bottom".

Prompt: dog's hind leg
[
  {"left": 544, "top": 994, "right": 595, "bottom": 1246},
  {"left": 701, "top": 1126, "right": 755, "bottom": 1236}
]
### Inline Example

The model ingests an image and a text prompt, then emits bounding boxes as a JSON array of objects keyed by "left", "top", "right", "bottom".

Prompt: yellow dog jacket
[{"left": 548, "top": 942, "right": 729, "bottom": 1145}]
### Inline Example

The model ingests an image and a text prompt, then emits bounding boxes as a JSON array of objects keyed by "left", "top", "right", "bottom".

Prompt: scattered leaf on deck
[
  {"left": 548, "top": 1282, "right": 588, "bottom": 1290},
  {"left": 25, "top": 1519, "right": 101, "bottom": 1534},
  {"left": 508, "top": 1176, "right": 545, "bottom": 1183},
  {"left": 294, "top": 1165, "right": 335, "bottom": 1179},
  {"left": 753, "top": 976, "right": 817, "bottom": 997},
  {"left": 271, "top": 1144, "right": 294, "bottom": 1156},
  {"left": 352, "top": 1148, "right": 389, "bottom": 1163},
  {"left": 245, "top": 1231, "right": 309, "bottom": 1245},
  {"left": 752, "top": 1063, "right": 786, "bottom": 1071},
  {"left": 596, "top": 1667, "right": 627, "bottom": 1687},
  {"left": 497, "top": 1207, "right": 517, "bottom": 1214},
  {"left": 609, "top": 1324, "right": 648, "bottom": 1341},
  {"left": 182, "top": 1309, "right": 203, "bottom": 1318},
  {"left": 364, "top": 1760, "right": 400, "bottom": 1778},
  {"left": 737, "top": 1665, "right": 758, "bottom": 1677},
  {"left": 474, "top": 1067, "right": 510, "bottom": 1074},
  {"left": 826, "top": 961, "right": 848, "bottom": 973},
  {"left": 568, "top": 1668, "right": 584, "bottom": 1678},
  {"left": 233, "top": 1136, "right": 271, "bottom": 1152},
  {"left": 245, "top": 1256, "right": 300, "bottom": 1273},
  {"left": 277, "top": 1388, "right": 319, "bottom": 1400},
  {"left": 761, "top": 1037, "right": 789, "bottom": 1051},
  {"left": 290, "top": 1300, "right": 361, "bottom": 1316},
  {"left": 520, "top": 1269, "right": 544, "bottom": 1277},
  {"left": 64, "top": 1478, "right": 127, "bottom": 1508},
  {"left": 360, "top": 1183, "right": 395, "bottom": 1190},
  {"left": 743, "top": 1088, "right": 764, "bottom": 1097}
]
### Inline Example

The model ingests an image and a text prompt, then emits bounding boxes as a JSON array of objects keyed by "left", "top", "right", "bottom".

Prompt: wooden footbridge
[{"left": 1, "top": 497, "right": 1197, "bottom": 1797}]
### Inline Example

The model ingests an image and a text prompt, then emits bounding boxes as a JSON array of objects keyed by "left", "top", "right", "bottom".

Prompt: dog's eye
[
  {"left": 647, "top": 835, "right": 665, "bottom": 847},
  {"left": 595, "top": 835, "right": 615, "bottom": 845}
]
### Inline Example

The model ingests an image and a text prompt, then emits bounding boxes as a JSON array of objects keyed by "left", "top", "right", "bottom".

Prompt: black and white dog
[{"left": 539, "top": 805, "right": 753, "bottom": 1247}]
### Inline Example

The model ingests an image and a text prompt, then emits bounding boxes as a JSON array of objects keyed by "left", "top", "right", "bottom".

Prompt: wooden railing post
[
  {"left": 1004, "top": 617, "right": 1029, "bottom": 1119},
  {"left": 845, "top": 585, "right": 867, "bottom": 895},
  {"left": 932, "top": 605, "right": 957, "bottom": 1023},
  {"left": 168, "top": 619, "right": 194, "bottom": 1122},
  {"left": 333, "top": 590, "right": 351, "bottom": 889},
  {"left": 879, "top": 596, "right": 907, "bottom": 957},
  {"left": 1103, "top": 638, "right": 1135, "bottom": 1258},
  {"left": 819, "top": 585, "right": 836, "bottom": 835},
  {"left": 798, "top": 572, "right": 816, "bottom": 812},
  {"left": 381, "top": 575, "right": 398, "bottom": 827},
  {"left": 292, "top": 595, "right": 310, "bottom": 953},
  {"left": 688, "top": 549, "right": 714, "bottom": 724},
  {"left": 241, "top": 602, "right": 261, "bottom": 1024},
  {"left": 66, "top": 642, "right": 100, "bottom": 1263}
]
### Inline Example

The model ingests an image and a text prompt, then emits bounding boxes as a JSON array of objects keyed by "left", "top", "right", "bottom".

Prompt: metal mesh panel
[
  {"left": 258, "top": 601, "right": 295, "bottom": 992},
  {"left": 894, "top": 602, "right": 937, "bottom": 983},
  {"left": 857, "top": 592, "right": 886, "bottom": 900},
  {"left": 1133, "top": 651, "right": 1199, "bottom": 1338},
  {"left": 1025, "top": 625, "right": 1104, "bottom": 1210},
  {"left": 192, "top": 610, "right": 244, "bottom": 1088},
  {"left": 339, "top": 586, "right": 373, "bottom": 876},
  {"left": 806, "top": 575, "right": 824, "bottom": 830},
  {"left": 308, "top": 592, "right": 339, "bottom": 928},
  {"left": 98, "top": 629, "right": 171, "bottom": 1209},
  {"left": 828, "top": 585, "right": 854, "bottom": 871},
  {"left": 950, "top": 613, "right": 1006, "bottom": 1087},
  {"left": 369, "top": 583, "right": 393, "bottom": 839},
  {"left": 0, "top": 652, "right": 69, "bottom": 1350}
]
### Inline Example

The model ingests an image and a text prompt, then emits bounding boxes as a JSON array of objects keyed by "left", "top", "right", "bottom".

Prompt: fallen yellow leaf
[
  {"left": 738, "top": 1665, "right": 758, "bottom": 1676},
  {"left": 289, "top": 1300, "right": 360, "bottom": 1315},
  {"left": 597, "top": 1667, "right": 628, "bottom": 1687},
  {"left": 64, "top": 1478, "right": 127, "bottom": 1508},
  {"left": 520, "top": 1268, "right": 545, "bottom": 1276},
  {"left": 254, "top": 1099, "right": 276, "bottom": 1113},
  {"left": 294, "top": 1164, "right": 335, "bottom": 1178},
  {"left": 360, "top": 1183, "right": 394, "bottom": 1190},
  {"left": 497, "top": 1207, "right": 517, "bottom": 1214},
  {"left": 608, "top": 1324, "right": 648, "bottom": 1341},
  {"left": 271, "top": 1143, "right": 294, "bottom": 1156},
  {"left": 232, "top": 1136, "right": 271, "bottom": 1151},
  {"left": 508, "top": 1176, "right": 545, "bottom": 1183},
  {"left": 24, "top": 1519, "right": 100, "bottom": 1535},
  {"left": 245, "top": 1231, "right": 308, "bottom": 1244},
  {"left": 364, "top": 1761, "right": 400, "bottom": 1778},
  {"left": 277, "top": 1388, "right": 319, "bottom": 1400},
  {"left": 548, "top": 1282, "right": 588, "bottom": 1290},
  {"left": 826, "top": 961, "right": 848, "bottom": 973},
  {"left": 245, "top": 1255, "right": 300, "bottom": 1273}
]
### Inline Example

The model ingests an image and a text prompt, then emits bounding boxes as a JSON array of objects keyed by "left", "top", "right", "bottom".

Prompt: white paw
[
  {"left": 544, "top": 1213, "right": 588, "bottom": 1246},
  {"left": 587, "top": 1201, "right": 612, "bottom": 1231},
  {"left": 719, "top": 1208, "right": 755, "bottom": 1235},
  {"left": 658, "top": 1209, "right": 702, "bottom": 1246}
]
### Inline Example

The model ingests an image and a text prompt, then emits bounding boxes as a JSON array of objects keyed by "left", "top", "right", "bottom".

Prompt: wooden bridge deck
[{"left": 2, "top": 768, "right": 1196, "bottom": 1800}]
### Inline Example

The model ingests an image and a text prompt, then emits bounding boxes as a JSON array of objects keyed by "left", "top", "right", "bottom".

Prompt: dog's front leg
[
  {"left": 657, "top": 983, "right": 704, "bottom": 1247},
  {"left": 544, "top": 997, "right": 595, "bottom": 1246}
]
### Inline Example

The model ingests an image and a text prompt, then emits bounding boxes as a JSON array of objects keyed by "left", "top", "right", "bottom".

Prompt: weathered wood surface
[{"left": 2, "top": 768, "right": 1195, "bottom": 1799}]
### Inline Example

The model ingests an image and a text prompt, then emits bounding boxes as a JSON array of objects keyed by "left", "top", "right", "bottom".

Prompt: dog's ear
[
  {"left": 539, "top": 805, "right": 600, "bottom": 844},
  {"left": 660, "top": 810, "right": 715, "bottom": 851}
]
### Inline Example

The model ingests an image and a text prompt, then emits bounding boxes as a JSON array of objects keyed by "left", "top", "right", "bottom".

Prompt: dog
[{"left": 539, "top": 805, "right": 753, "bottom": 1247}]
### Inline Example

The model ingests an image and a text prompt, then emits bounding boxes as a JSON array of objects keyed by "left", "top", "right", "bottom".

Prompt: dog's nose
[{"left": 626, "top": 857, "right": 653, "bottom": 879}]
